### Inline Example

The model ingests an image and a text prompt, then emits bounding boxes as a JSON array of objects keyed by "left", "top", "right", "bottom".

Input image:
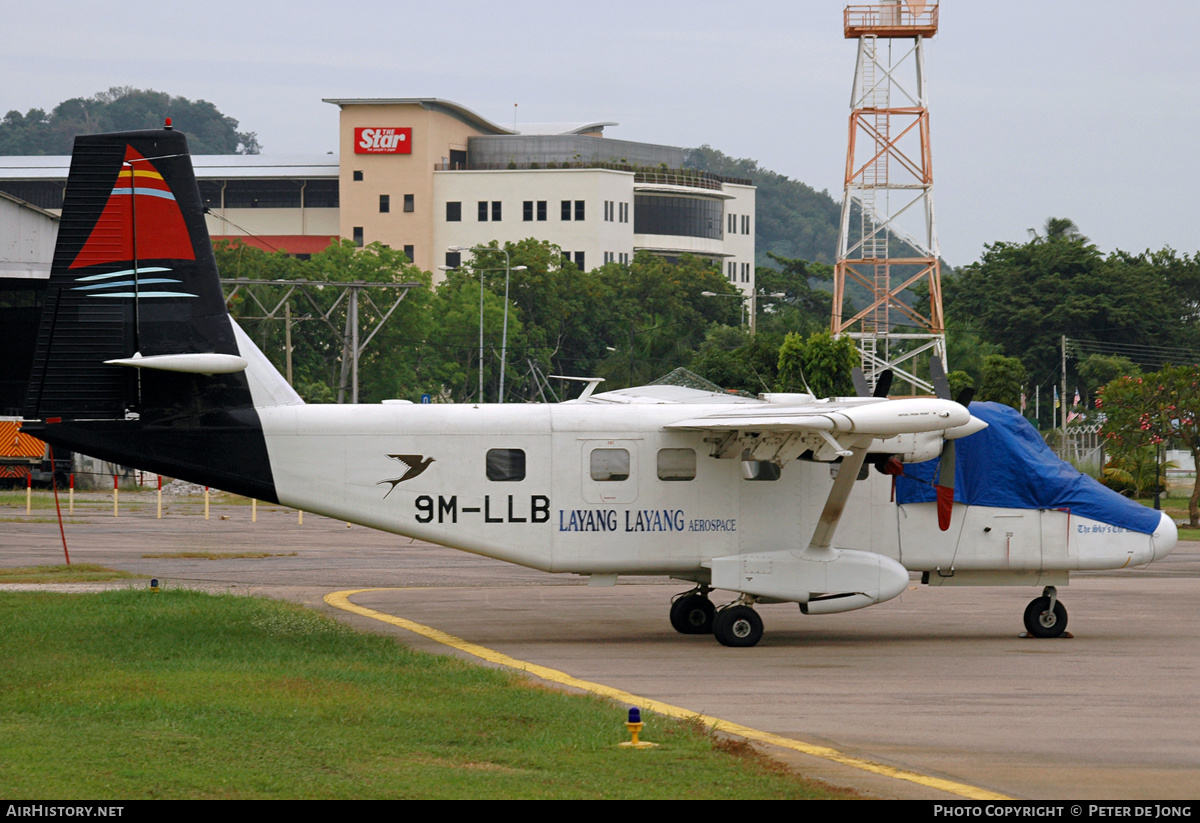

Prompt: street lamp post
[{"left": 448, "top": 246, "right": 526, "bottom": 402}]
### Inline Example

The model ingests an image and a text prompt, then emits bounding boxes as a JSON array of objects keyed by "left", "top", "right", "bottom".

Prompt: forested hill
[
  {"left": 0, "top": 87, "right": 260, "bottom": 155},
  {"left": 685, "top": 145, "right": 842, "bottom": 266}
]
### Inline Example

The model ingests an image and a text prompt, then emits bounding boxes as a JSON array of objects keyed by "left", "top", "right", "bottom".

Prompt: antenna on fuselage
[{"left": 550, "top": 375, "right": 606, "bottom": 401}]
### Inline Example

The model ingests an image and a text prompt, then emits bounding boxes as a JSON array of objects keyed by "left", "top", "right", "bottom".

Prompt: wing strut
[{"left": 807, "top": 442, "right": 870, "bottom": 551}]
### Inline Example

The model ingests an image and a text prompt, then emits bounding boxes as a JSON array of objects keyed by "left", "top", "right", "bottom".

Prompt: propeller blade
[
  {"left": 929, "top": 357, "right": 951, "bottom": 401},
  {"left": 873, "top": 369, "right": 894, "bottom": 398},
  {"left": 935, "top": 439, "right": 956, "bottom": 531},
  {"left": 851, "top": 366, "right": 870, "bottom": 398},
  {"left": 929, "top": 361, "right": 965, "bottom": 531},
  {"left": 850, "top": 366, "right": 892, "bottom": 398}
]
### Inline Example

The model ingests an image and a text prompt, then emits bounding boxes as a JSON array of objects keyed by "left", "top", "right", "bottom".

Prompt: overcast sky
[{"left": 4, "top": 0, "right": 1195, "bottom": 267}]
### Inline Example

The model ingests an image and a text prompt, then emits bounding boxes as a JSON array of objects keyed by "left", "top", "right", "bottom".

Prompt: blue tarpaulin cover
[{"left": 894, "top": 402, "right": 1161, "bottom": 535}]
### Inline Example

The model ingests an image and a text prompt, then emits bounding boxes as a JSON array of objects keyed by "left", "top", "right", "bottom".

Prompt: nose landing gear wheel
[
  {"left": 713, "top": 605, "right": 764, "bottom": 647},
  {"left": 670, "top": 593, "right": 715, "bottom": 634},
  {"left": 1023, "top": 596, "right": 1068, "bottom": 638}
]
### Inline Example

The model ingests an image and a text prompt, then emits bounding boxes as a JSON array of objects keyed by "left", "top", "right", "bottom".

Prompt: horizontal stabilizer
[{"left": 104, "top": 352, "right": 248, "bottom": 375}]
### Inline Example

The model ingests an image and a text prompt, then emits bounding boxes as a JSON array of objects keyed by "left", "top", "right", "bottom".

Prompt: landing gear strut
[
  {"left": 1023, "top": 586, "right": 1068, "bottom": 638},
  {"left": 713, "top": 600, "right": 764, "bottom": 648},
  {"left": 669, "top": 587, "right": 715, "bottom": 634}
]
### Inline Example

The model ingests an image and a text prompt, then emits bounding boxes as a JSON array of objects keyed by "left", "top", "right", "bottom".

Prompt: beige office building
[{"left": 325, "top": 98, "right": 755, "bottom": 291}]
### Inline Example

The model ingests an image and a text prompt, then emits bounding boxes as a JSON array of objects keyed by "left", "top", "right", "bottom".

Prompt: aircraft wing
[{"left": 663, "top": 397, "right": 975, "bottom": 438}]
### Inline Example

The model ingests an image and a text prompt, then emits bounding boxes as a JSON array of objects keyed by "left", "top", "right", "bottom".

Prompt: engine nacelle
[
  {"left": 710, "top": 547, "right": 910, "bottom": 614},
  {"left": 870, "top": 431, "right": 943, "bottom": 464}
]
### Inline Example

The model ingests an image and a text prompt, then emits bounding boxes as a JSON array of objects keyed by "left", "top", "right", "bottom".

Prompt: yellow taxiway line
[{"left": 325, "top": 588, "right": 1010, "bottom": 801}]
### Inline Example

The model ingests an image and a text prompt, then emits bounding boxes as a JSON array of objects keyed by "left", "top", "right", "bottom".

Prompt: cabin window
[
  {"left": 657, "top": 448, "right": 695, "bottom": 481},
  {"left": 486, "top": 449, "right": 526, "bottom": 482},
  {"left": 590, "top": 449, "right": 630, "bottom": 482}
]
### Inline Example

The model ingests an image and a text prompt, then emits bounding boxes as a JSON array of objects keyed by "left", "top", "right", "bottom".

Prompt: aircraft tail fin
[{"left": 22, "top": 126, "right": 299, "bottom": 500}]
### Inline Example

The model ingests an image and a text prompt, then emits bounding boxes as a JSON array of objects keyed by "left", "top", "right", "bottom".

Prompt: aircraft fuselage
[{"left": 257, "top": 401, "right": 1172, "bottom": 581}]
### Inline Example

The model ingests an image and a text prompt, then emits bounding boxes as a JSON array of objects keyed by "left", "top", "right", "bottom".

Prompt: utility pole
[{"left": 1062, "top": 334, "right": 1068, "bottom": 447}]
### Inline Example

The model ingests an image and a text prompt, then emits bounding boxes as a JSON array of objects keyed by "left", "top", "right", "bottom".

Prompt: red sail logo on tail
[{"left": 70, "top": 145, "right": 196, "bottom": 269}]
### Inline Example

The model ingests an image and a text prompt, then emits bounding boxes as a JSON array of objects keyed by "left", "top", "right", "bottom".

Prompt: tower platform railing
[{"left": 844, "top": 3, "right": 938, "bottom": 39}]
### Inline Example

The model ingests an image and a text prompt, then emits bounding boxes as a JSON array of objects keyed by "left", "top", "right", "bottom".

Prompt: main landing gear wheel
[
  {"left": 670, "top": 593, "right": 715, "bottom": 635},
  {"left": 713, "top": 605, "right": 764, "bottom": 648},
  {"left": 1023, "top": 595, "right": 1068, "bottom": 638}
]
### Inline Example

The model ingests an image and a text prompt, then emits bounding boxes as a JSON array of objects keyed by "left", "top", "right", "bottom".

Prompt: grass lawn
[
  {"left": 0, "top": 564, "right": 139, "bottom": 584},
  {"left": 0, "top": 589, "right": 851, "bottom": 800}
]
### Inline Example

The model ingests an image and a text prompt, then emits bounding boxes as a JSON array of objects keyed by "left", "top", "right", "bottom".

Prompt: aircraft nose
[{"left": 1152, "top": 511, "right": 1178, "bottom": 561}]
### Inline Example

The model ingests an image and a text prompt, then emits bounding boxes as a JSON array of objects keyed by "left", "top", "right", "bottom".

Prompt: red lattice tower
[{"left": 832, "top": 2, "right": 944, "bottom": 393}]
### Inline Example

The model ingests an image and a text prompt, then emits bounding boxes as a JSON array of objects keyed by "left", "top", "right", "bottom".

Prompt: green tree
[
  {"left": 591, "top": 253, "right": 737, "bottom": 390},
  {"left": 417, "top": 268, "right": 519, "bottom": 403},
  {"left": 776, "top": 331, "right": 858, "bottom": 397},
  {"left": 307, "top": 241, "right": 431, "bottom": 403},
  {"left": 214, "top": 237, "right": 748, "bottom": 404},
  {"left": 218, "top": 239, "right": 431, "bottom": 403},
  {"left": 688, "top": 326, "right": 782, "bottom": 395},
  {"left": 1, "top": 87, "right": 259, "bottom": 154},
  {"left": 0, "top": 109, "right": 53, "bottom": 155},
  {"left": 944, "top": 328, "right": 1002, "bottom": 386},
  {"left": 943, "top": 221, "right": 1200, "bottom": 421},
  {"left": 1101, "top": 446, "right": 1173, "bottom": 499},
  {"left": 1099, "top": 365, "right": 1200, "bottom": 525},
  {"left": 753, "top": 253, "right": 837, "bottom": 337},
  {"left": 977, "top": 354, "right": 1027, "bottom": 408},
  {"left": 1077, "top": 354, "right": 1139, "bottom": 401},
  {"left": 1029, "top": 216, "right": 1087, "bottom": 243},
  {"left": 462, "top": 239, "right": 611, "bottom": 392},
  {"left": 946, "top": 370, "right": 975, "bottom": 400},
  {"left": 435, "top": 244, "right": 737, "bottom": 398}
]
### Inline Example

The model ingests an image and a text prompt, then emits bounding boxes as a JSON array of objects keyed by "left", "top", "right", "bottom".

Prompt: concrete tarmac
[{"left": 4, "top": 494, "right": 1199, "bottom": 800}]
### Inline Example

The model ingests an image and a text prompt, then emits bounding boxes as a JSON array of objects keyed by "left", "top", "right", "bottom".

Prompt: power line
[{"left": 1068, "top": 338, "right": 1200, "bottom": 368}]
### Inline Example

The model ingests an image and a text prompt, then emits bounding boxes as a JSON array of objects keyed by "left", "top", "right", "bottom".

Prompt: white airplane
[{"left": 21, "top": 127, "right": 1178, "bottom": 646}]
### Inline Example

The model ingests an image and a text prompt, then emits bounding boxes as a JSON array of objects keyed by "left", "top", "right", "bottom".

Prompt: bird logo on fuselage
[{"left": 378, "top": 454, "right": 435, "bottom": 497}]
